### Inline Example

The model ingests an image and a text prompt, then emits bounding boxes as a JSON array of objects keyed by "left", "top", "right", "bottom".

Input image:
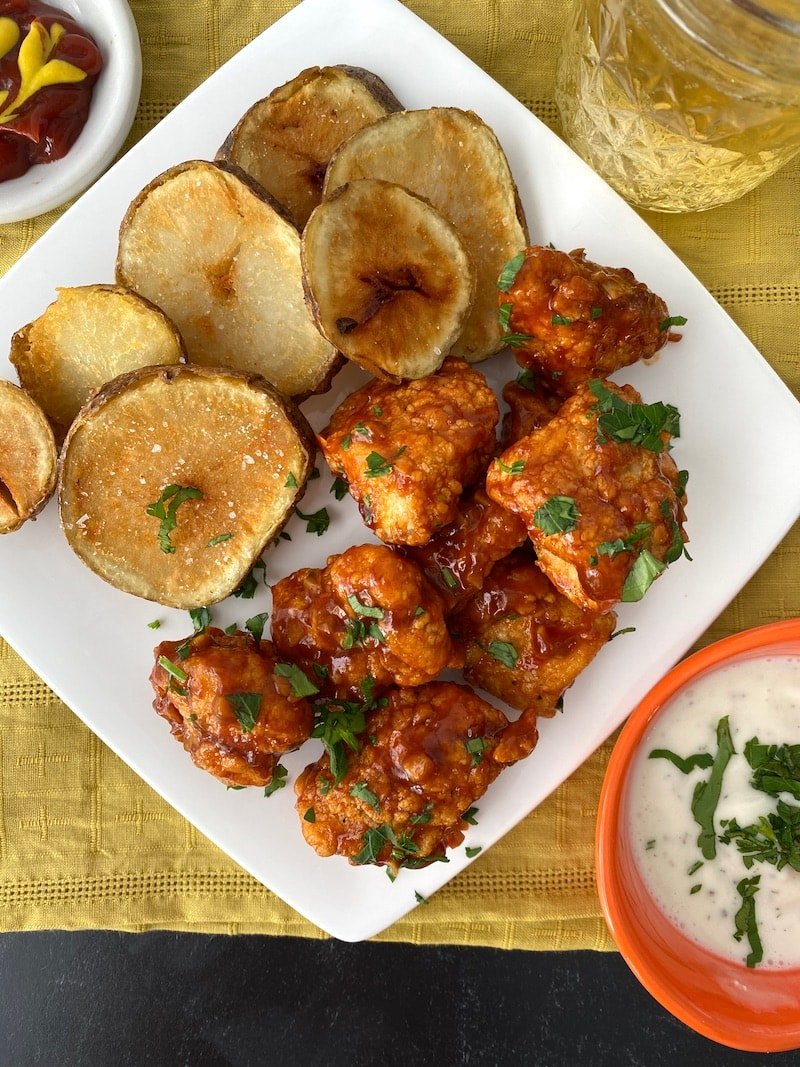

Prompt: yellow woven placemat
[{"left": 0, "top": 0, "right": 797, "bottom": 946}]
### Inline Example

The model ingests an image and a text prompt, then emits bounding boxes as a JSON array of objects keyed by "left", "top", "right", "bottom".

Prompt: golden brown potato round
[
  {"left": 0, "top": 379, "right": 57, "bottom": 534},
  {"left": 151, "top": 628, "right": 314, "bottom": 788},
  {"left": 218, "top": 65, "right": 401, "bottom": 229},
  {"left": 59, "top": 364, "right": 315, "bottom": 608},
  {"left": 302, "top": 179, "right": 475, "bottom": 381},
  {"left": 11, "top": 285, "right": 185, "bottom": 434}
]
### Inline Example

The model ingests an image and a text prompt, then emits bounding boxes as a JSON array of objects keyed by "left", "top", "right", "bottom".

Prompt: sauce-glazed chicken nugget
[
  {"left": 407, "top": 487, "right": 527, "bottom": 613},
  {"left": 451, "top": 551, "right": 616, "bottom": 714},
  {"left": 151, "top": 628, "right": 314, "bottom": 788},
  {"left": 318, "top": 357, "right": 498, "bottom": 546},
  {"left": 295, "top": 681, "right": 538, "bottom": 870},
  {"left": 500, "top": 246, "right": 671, "bottom": 396},
  {"left": 500, "top": 373, "right": 562, "bottom": 447},
  {"left": 271, "top": 544, "right": 457, "bottom": 700},
  {"left": 486, "top": 380, "right": 688, "bottom": 614}
]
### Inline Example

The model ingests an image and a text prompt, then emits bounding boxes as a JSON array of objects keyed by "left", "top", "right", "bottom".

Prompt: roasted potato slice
[
  {"left": 324, "top": 108, "right": 528, "bottom": 363},
  {"left": 116, "top": 161, "right": 338, "bottom": 399},
  {"left": 59, "top": 364, "right": 315, "bottom": 608},
  {"left": 218, "top": 65, "right": 402, "bottom": 230},
  {"left": 0, "top": 380, "right": 57, "bottom": 534},
  {"left": 10, "top": 285, "right": 185, "bottom": 434},
  {"left": 302, "top": 179, "right": 475, "bottom": 380}
]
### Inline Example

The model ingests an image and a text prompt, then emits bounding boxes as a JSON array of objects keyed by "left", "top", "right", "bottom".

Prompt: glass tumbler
[{"left": 555, "top": 0, "right": 800, "bottom": 212}]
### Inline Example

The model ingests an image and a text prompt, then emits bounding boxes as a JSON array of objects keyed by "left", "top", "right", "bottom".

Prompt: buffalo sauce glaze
[{"left": 0, "top": 0, "right": 103, "bottom": 182}]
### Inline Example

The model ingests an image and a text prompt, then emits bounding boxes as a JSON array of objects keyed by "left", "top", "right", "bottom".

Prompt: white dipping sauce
[{"left": 628, "top": 655, "right": 800, "bottom": 969}]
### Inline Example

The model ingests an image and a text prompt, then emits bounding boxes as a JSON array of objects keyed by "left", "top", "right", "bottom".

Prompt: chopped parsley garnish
[
  {"left": 353, "top": 825, "right": 392, "bottom": 865},
  {"left": 309, "top": 467, "right": 320, "bottom": 480},
  {"left": 354, "top": 423, "right": 371, "bottom": 439},
  {"left": 284, "top": 472, "right": 298, "bottom": 489},
  {"left": 279, "top": 532, "right": 291, "bottom": 542},
  {"left": 263, "top": 764, "right": 288, "bottom": 798},
  {"left": 533, "top": 496, "right": 579, "bottom": 535},
  {"left": 498, "top": 300, "right": 533, "bottom": 347},
  {"left": 346, "top": 593, "right": 384, "bottom": 619},
  {"left": 649, "top": 748, "right": 714, "bottom": 775},
  {"left": 350, "top": 782, "right": 380, "bottom": 812},
  {"left": 465, "top": 846, "right": 482, "bottom": 858},
  {"left": 312, "top": 681, "right": 381, "bottom": 783},
  {"left": 551, "top": 314, "right": 573, "bottom": 326},
  {"left": 410, "top": 802, "right": 434, "bottom": 826},
  {"left": 312, "top": 663, "right": 329, "bottom": 679},
  {"left": 373, "top": 406, "right": 383, "bottom": 418},
  {"left": 145, "top": 484, "right": 203, "bottom": 554},
  {"left": 147, "top": 619, "right": 161, "bottom": 630},
  {"left": 207, "top": 532, "right": 233, "bottom": 547},
  {"left": 175, "top": 639, "right": 192, "bottom": 661},
  {"left": 497, "top": 252, "right": 526, "bottom": 292},
  {"left": 609, "top": 627, "right": 636, "bottom": 640},
  {"left": 414, "top": 606, "right": 426, "bottom": 617},
  {"left": 330, "top": 476, "right": 349, "bottom": 501},
  {"left": 677, "top": 468, "right": 689, "bottom": 499},
  {"left": 274, "top": 663, "right": 319, "bottom": 699},
  {"left": 687, "top": 860, "right": 704, "bottom": 876},
  {"left": 227, "top": 692, "right": 262, "bottom": 733},
  {"left": 515, "top": 369, "right": 537, "bottom": 391},
  {"left": 304, "top": 807, "right": 316, "bottom": 823},
  {"left": 620, "top": 550, "right": 666, "bottom": 602},
  {"left": 659, "top": 315, "right": 688, "bottom": 332},
  {"left": 342, "top": 618, "right": 385, "bottom": 649},
  {"left": 503, "top": 333, "right": 536, "bottom": 349},
  {"left": 733, "top": 875, "right": 763, "bottom": 968},
  {"left": 691, "top": 715, "right": 735, "bottom": 860},
  {"left": 743, "top": 738, "right": 800, "bottom": 801},
  {"left": 720, "top": 802, "right": 800, "bottom": 873},
  {"left": 340, "top": 434, "right": 352, "bottom": 451},
  {"left": 465, "top": 737, "right": 489, "bottom": 767},
  {"left": 590, "top": 306, "right": 603, "bottom": 319},
  {"left": 233, "top": 558, "right": 266, "bottom": 599},
  {"left": 462, "top": 807, "right": 479, "bottom": 826},
  {"left": 414, "top": 891, "right": 429, "bottom": 904},
  {"left": 244, "top": 612, "right": 269, "bottom": 644},
  {"left": 596, "top": 523, "right": 652, "bottom": 559},
  {"left": 223, "top": 624, "right": 238, "bottom": 636},
  {"left": 158, "top": 655, "right": 187, "bottom": 683},
  {"left": 589, "top": 379, "right": 680, "bottom": 454},
  {"left": 189, "top": 606, "right": 211, "bottom": 633},
  {"left": 487, "top": 641, "right": 518, "bottom": 669},
  {"left": 295, "top": 506, "right": 330, "bottom": 536},
  {"left": 364, "top": 447, "right": 406, "bottom": 478},
  {"left": 645, "top": 839, "right": 656, "bottom": 851},
  {"left": 440, "top": 567, "right": 458, "bottom": 590},
  {"left": 690, "top": 883, "right": 702, "bottom": 895},
  {"left": 496, "top": 458, "right": 525, "bottom": 476}
]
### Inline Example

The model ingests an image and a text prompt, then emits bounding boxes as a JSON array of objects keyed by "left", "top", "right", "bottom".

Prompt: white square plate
[{"left": 2, "top": 0, "right": 800, "bottom": 941}]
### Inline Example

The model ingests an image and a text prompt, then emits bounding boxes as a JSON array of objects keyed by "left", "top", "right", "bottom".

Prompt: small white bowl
[{"left": 0, "top": 0, "right": 142, "bottom": 224}]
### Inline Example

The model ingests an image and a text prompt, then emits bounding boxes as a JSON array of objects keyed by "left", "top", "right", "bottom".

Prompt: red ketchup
[{"left": 0, "top": 0, "right": 103, "bottom": 182}]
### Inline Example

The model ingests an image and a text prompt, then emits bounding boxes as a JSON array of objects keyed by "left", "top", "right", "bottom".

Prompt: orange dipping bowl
[{"left": 596, "top": 618, "right": 800, "bottom": 1053}]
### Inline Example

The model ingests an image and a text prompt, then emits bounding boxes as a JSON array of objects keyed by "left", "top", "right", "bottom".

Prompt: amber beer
[{"left": 555, "top": 0, "right": 800, "bottom": 212}]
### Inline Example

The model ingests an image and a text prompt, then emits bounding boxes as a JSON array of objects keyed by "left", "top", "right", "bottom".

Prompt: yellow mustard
[{"left": 0, "top": 20, "right": 87, "bottom": 124}]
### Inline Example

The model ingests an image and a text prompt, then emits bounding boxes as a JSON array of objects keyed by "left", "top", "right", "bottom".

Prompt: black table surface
[{"left": 0, "top": 932, "right": 792, "bottom": 1065}]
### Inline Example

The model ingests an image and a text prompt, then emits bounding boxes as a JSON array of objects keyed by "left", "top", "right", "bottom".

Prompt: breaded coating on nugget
[
  {"left": 151, "top": 628, "right": 314, "bottom": 788},
  {"left": 486, "top": 380, "right": 687, "bottom": 614},
  {"left": 499, "top": 246, "right": 671, "bottom": 395},
  {"left": 318, "top": 357, "right": 498, "bottom": 545},
  {"left": 295, "top": 681, "right": 538, "bottom": 870},
  {"left": 271, "top": 543, "right": 457, "bottom": 700}
]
